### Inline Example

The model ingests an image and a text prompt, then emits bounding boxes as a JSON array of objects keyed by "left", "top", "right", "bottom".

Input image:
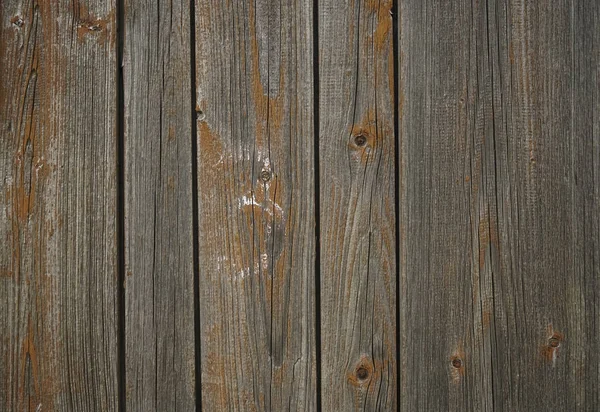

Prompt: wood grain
[
  {"left": 123, "top": 0, "right": 196, "bottom": 410},
  {"left": 0, "top": 1, "right": 119, "bottom": 410},
  {"left": 399, "top": 0, "right": 600, "bottom": 410},
  {"left": 318, "top": 0, "right": 397, "bottom": 410},
  {"left": 195, "top": 0, "right": 316, "bottom": 410},
  {"left": 490, "top": 1, "right": 600, "bottom": 409}
]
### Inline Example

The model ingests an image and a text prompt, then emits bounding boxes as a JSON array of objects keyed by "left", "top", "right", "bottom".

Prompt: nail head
[
  {"left": 260, "top": 170, "right": 271, "bottom": 182},
  {"left": 11, "top": 16, "right": 24, "bottom": 28}
]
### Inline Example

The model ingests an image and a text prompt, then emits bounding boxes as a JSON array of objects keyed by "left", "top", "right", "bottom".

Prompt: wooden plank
[
  {"left": 194, "top": 1, "right": 316, "bottom": 410},
  {"left": 122, "top": 0, "right": 196, "bottom": 410},
  {"left": 399, "top": 0, "right": 600, "bottom": 410},
  {"left": 0, "top": 1, "right": 119, "bottom": 411},
  {"left": 318, "top": 0, "right": 397, "bottom": 410},
  {"left": 489, "top": 0, "right": 600, "bottom": 409},
  {"left": 398, "top": 0, "right": 497, "bottom": 409}
]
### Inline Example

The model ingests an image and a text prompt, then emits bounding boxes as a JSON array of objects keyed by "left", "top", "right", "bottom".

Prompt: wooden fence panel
[
  {"left": 318, "top": 0, "right": 397, "bottom": 410},
  {"left": 0, "top": 1, "right": 119, "bottom": 410},
  {"left": 1, "top": 1, "right": 598, "bottom": 411},
  {"left": 123, "top": 0, "right": 196, "bottom": 410},
  {"left": 195, "top": 1, "right": 316, "bottom": 410}
]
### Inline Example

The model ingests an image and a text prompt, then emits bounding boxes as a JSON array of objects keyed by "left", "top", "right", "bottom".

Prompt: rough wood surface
[
  {"left": 0, "top": 1, "right": 119, "bottom": 410},
  {"left": 195, "top": 1, "right": 316, "bottom": 410},
  {"left": 318, "top": 0, "right": 397, "bottom": 410},
  {"left": 489, "top": 1, "right": 600, "bottom": 409},
  {"left": 399, "top": 0, "right": 600, "bottom": 410},
  {"left": 123, "top": 0, "right": 196, "bottom": 410}
]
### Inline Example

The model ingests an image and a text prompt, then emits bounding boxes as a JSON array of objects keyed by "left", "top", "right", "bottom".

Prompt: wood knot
[
  {"left": 354, "top": 133, "right": 368, "bottom": 147},
  {"left": 541, "top": 330, "right": 564, "bottom": 362},
  {"left": 449, "top": 352, "right": 466, "bottom": 383},
  {"left": 11, "top": 16, "right": 24, "bottom": 28},
  {"left": 348, "top": 129, "right": 376, "bottom": 158},
  {"left": 348, "top": 356, "right": 374, "bottom": 386},
  {"left": 356, "top": 367, "right": 369, "bottom": 381}
]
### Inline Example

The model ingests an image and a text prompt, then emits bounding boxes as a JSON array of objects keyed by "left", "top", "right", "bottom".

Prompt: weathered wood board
[
  {"left": 123, "top": 0, "right": 196, "bottom": 410},
  {"left": 194, "top": 0, "right": 316, "bottom": 410},
  {"left": 0, "top": 1, "right": 119, "bottom": 410},
  {"left": 398, "top": 0, "right": 600, "bottom": 410},
  {"left": 319, "top": 0, "right": 397, "bottom": 410}
]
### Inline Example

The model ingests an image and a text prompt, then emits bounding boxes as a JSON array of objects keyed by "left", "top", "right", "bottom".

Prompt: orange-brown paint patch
[
  {"left": 373, "top": 4, "right": 392, "bottom": 53},
  {"left": 198, "top": 121, "right": 225, "bottom": 170},
  {"left": 0, "top": 268, "right": 13, "bottom": 278},
  {"left": 18, "top": 317, "right": 40, "bottom": 407},
  {"left": 482, "top": 310, "right": 491, "bottom": 331},
  {"left": 76, "top": 18, "right": 109, "bottom": 44}
]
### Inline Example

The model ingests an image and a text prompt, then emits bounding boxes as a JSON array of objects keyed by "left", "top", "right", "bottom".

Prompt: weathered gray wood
[
  {"left": 319, "top": 0, "right": 397, "bottom": 410},
  {"left": 398, "top": 1, "right": 496, "bottom": 409},
  {"left": 399, "top": 0, "right": 600, "bottom": 410},
  {"left": 195, "top": 1, "right": 316, "bottom": 410},
  {"left": 0, "top": 1, "right": 119, "bottom": 410},
  {"left": 490, "top": 1, "right": 600, "bottom": 409},
  {"left": 123, "top": 0, "right": 196, "bottom": 410}
]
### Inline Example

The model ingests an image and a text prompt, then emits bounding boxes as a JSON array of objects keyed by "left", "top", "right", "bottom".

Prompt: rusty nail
[
  {"left": 452, "top": 358, "right": 462, "bottom": 369},
  {"left": 354, "top": 134, "right": 367, "bottom": 147},
  {"left": 260, "top": 170, "right": 271, "bottom": 182},
  {"left": 356, "top": 367, "right": 369, "bottom": 380}
]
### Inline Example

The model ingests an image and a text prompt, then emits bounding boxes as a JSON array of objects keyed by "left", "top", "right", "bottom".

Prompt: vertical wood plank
[
  {"left": 399, "top": 0, "right": 497, "bottom": 409},
  {"left": 123, "top": 0, "right": 196, "bottom": 410},
  {"left": 490, "top": 0, "right": 600, "bottom": 409},
  {"left": 195, "top": 0, "right": 316, "bottom": 410},
  {"left": 0, "top": 1, "right": 119, "bottom": 411},
  {"left": 318, "top": 0, "right": 397, "bottom": 410},
  {"left": 399, "top": 0, "right": 600, "bottom": 410}
]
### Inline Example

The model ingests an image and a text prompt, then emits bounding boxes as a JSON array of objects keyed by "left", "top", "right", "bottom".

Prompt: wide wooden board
[
  {"left": 398, "top": 0, "right": 599, "bottom": 410},
  {"left": 0, "top": 1, "right": 119, "bottom": 410},
  {"left": 195, "top": 0, "right": 316, "bottom": 410}
]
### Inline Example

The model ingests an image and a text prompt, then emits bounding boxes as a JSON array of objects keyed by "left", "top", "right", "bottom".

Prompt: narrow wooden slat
[
  {"left": 318, "top": 0, "right": 397, "bottom": 409},
  {"left": 123, "top": 0, "right": 196, "bottom": 410},
  {"left": 398, "top": 1, "right": 497, "bottom": 409},
  {"left": 195, "top": 1, "right": 316, "bottom": 410},
  {"left": 0, "top": 1, "right": 119, "bottom": 410},
  {"left": 399, "top": 0, "right": 600, "bottom": 410}
]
